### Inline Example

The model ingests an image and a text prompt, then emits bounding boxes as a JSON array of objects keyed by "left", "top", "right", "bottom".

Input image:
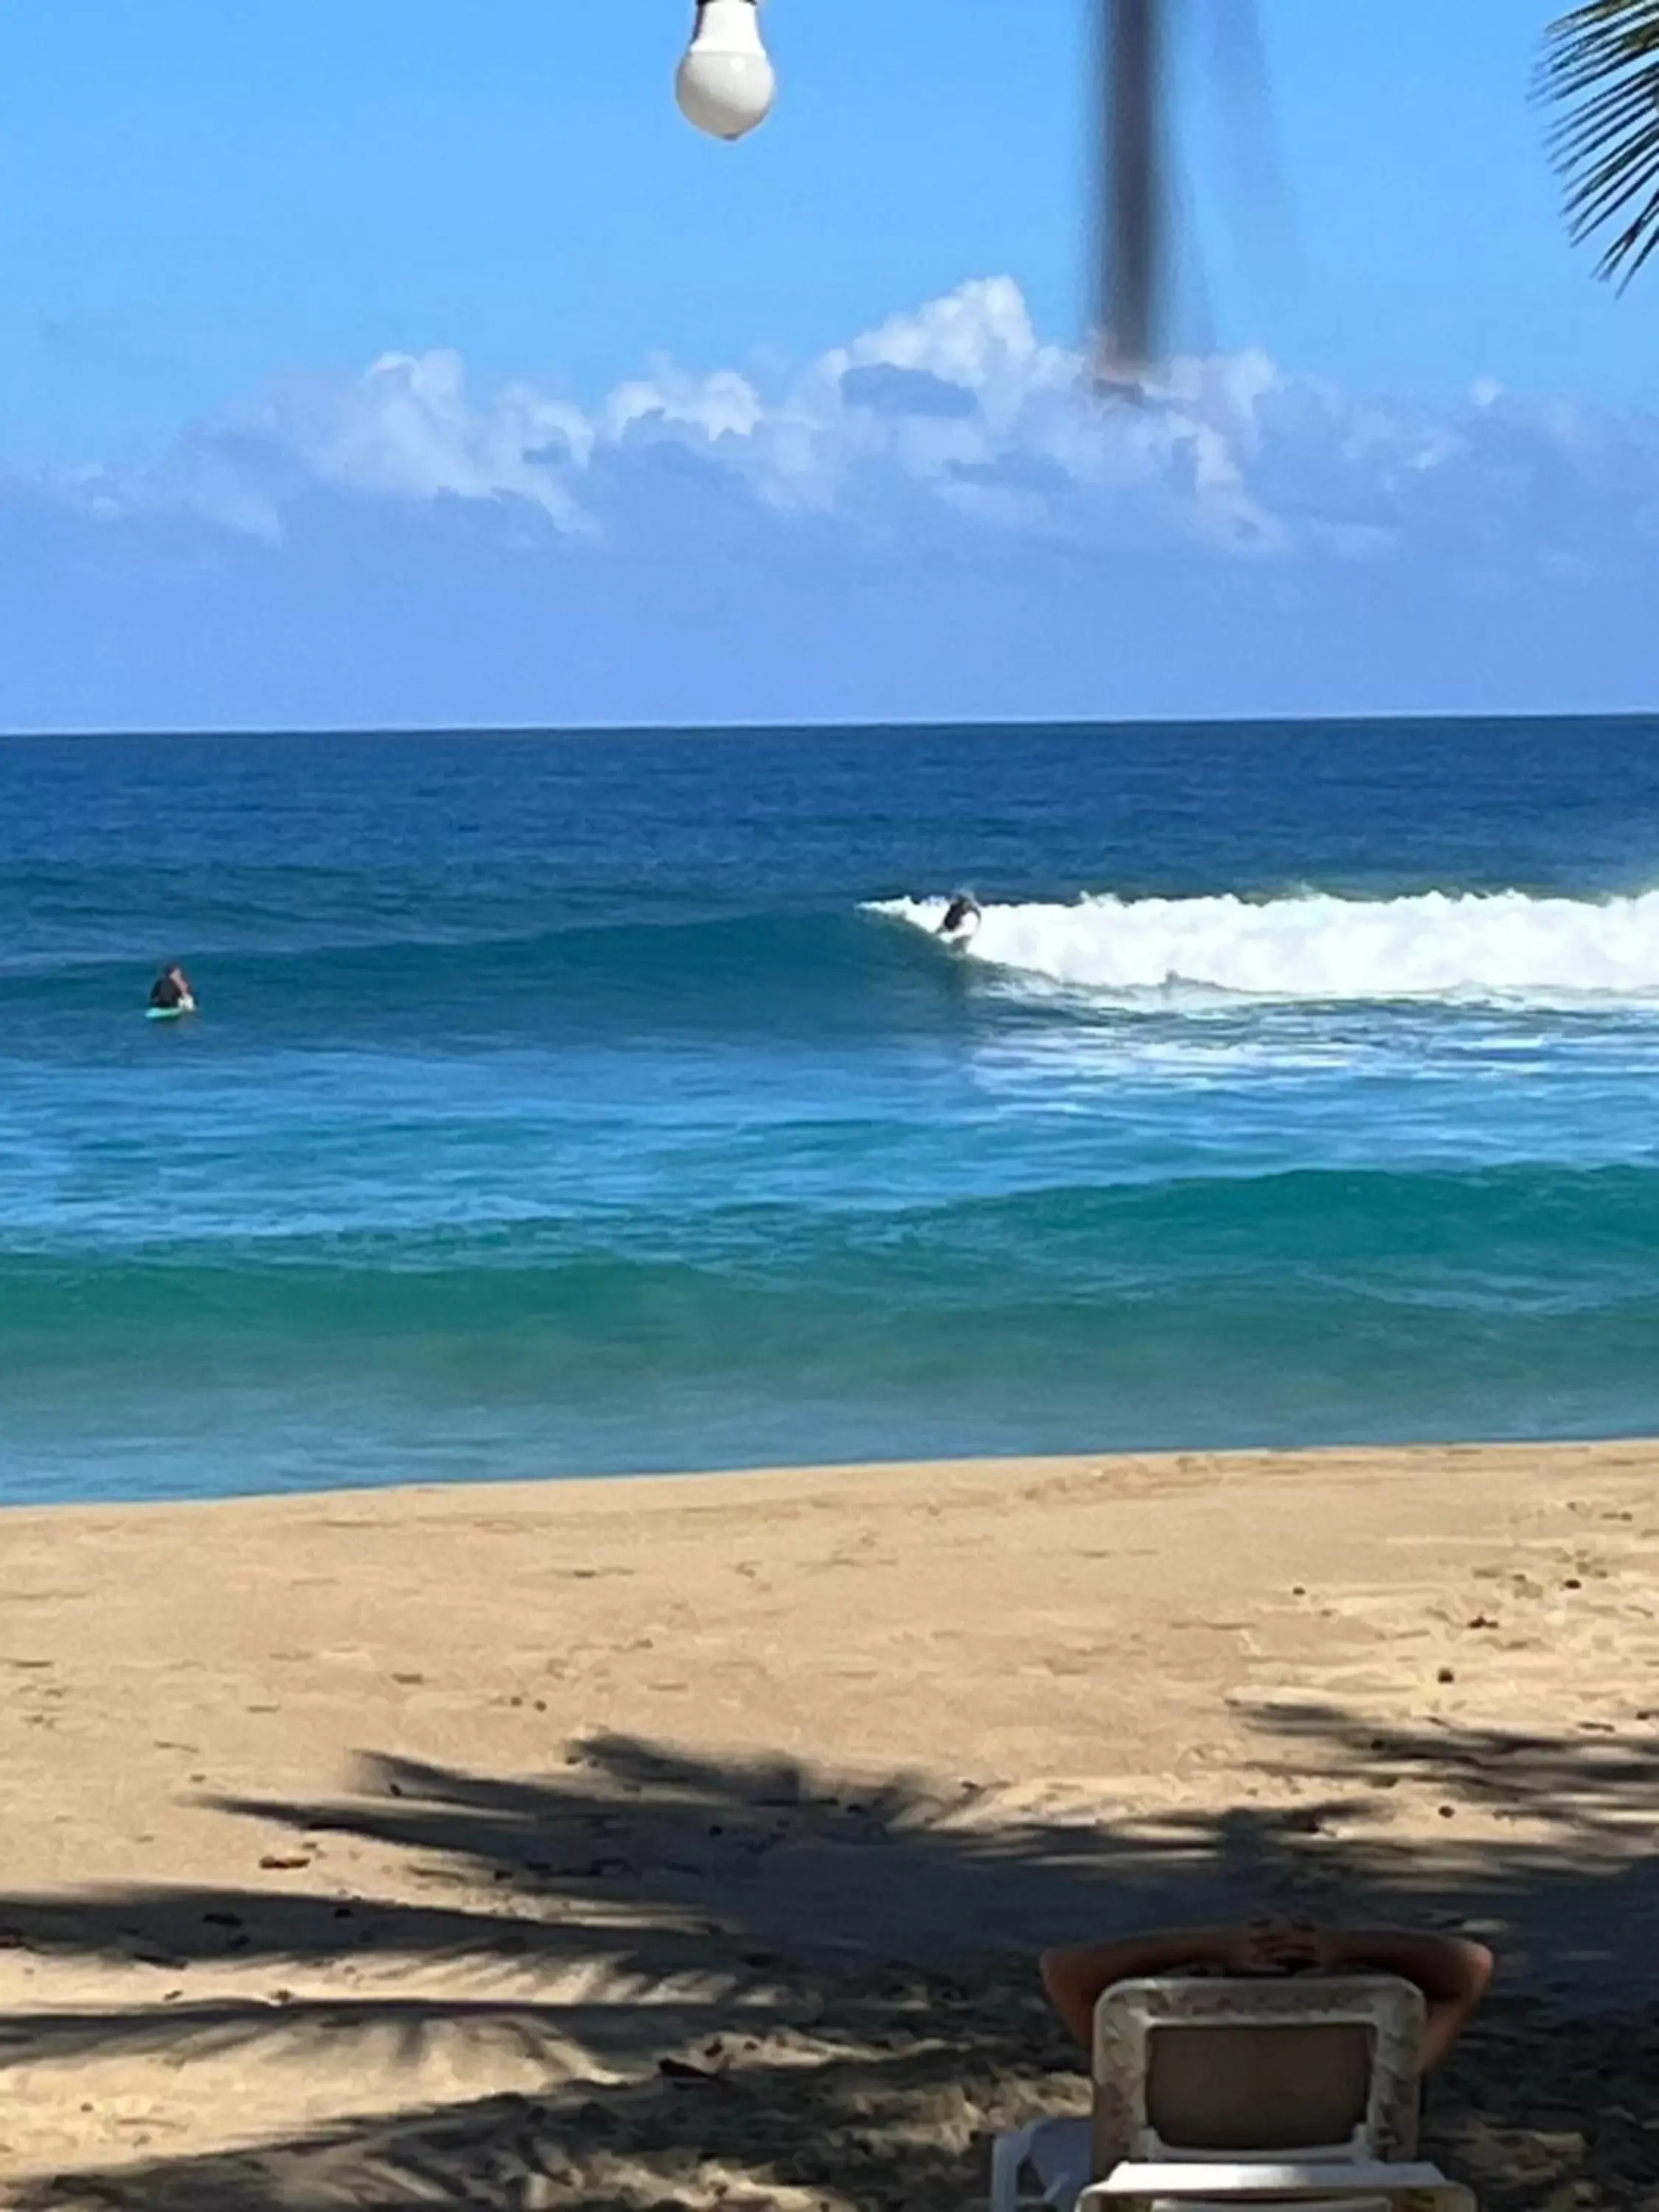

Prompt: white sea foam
[{"left": 870, "top": 889, "right": 1659, "bottom": 1005}]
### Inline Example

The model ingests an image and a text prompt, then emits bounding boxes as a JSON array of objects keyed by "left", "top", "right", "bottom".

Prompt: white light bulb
[{"left": 677, "top": 0, "right": 776, "bottom": 142}]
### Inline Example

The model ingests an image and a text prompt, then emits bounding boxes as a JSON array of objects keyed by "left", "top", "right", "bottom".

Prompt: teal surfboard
[{"left": 145, "top": 1003, "right": 194, "bottom": 1022}]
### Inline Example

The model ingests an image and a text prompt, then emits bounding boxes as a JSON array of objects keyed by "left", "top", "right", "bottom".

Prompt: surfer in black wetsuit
[
  {"left": 939, "top": 895, "right": 981, "bottom": 939},
  {"left": 149, "top": 965, "right": 196, "bottom": 1012}
]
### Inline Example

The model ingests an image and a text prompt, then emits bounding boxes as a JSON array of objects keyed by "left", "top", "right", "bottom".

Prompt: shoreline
[
  {"left": 4, "top": 1435, "right": 1656, "bottom": 2205},
  {"left": 6, "top": 1428, "right": 1657, "bottom": 1525}
]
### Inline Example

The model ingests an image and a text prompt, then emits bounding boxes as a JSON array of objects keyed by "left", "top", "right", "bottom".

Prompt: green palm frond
[{"left": 1541, "top": 0, "right": 1659, "bottom": 285}]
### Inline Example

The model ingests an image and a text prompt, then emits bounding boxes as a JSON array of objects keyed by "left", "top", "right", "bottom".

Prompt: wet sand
[{"left": 1, "top": 1440, "right": 1657, "bottom": 2207}]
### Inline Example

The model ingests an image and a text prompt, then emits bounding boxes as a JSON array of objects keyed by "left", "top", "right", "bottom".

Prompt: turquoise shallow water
[{"left": 4, "top": 719, "right": 1659, "bottom": 1503}]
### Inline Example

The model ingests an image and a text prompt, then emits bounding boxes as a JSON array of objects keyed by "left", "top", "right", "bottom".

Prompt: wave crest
[{"left": 871, "top": 888, "right": 1659, "bottom": 1004}]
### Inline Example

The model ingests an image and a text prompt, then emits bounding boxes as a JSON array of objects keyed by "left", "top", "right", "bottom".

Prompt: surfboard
[{"left": 145, "top": 1002, "right": 195, "bottom": 1021}]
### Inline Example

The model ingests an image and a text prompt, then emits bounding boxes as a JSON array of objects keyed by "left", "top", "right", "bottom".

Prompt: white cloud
[
  {"left": 27, "top": 274, "right": 1659, "bottom": 570},
  {"left": 223, "top": 348, "right": 597, "bottom": 526},
  {"left": 4, "top": 277, "right": 1659, "bottom": 731}
]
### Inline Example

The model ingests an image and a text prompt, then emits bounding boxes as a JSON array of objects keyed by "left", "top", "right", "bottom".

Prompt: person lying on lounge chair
[{"left": 1040, "top": 1919, "right": 1493, "bottom": 2071}]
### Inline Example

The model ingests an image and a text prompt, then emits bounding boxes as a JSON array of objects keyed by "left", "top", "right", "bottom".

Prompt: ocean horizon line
[{"left": 5, "top": 706, "right": 1659, "bottom": 745}]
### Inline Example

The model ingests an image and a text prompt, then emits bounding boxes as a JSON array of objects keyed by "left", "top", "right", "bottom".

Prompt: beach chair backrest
[{"left": 1092, "top": 1975, "right": 1425, "bottom": 2174}]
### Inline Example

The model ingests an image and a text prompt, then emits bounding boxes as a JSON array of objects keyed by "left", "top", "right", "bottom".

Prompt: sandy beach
[{"left": 2, "top": 1439, "right": 1658, "bottom": 2208}]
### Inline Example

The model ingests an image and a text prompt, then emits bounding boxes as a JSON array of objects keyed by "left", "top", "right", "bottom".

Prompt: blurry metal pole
[{"left": 1099, "top": 0, "right": 1163, "bottom": 384}]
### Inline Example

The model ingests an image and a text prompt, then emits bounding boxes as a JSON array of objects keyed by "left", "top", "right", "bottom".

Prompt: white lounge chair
[{"left": 990, "top": 1975, "right": 1475, "bottom": 2212}]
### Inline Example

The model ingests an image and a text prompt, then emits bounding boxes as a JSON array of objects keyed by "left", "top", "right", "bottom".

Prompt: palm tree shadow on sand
[{"left": 6, "top": 1704, "right": 1659, "bottom": 2209}]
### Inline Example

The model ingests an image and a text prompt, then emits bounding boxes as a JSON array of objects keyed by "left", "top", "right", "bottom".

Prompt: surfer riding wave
[{"left": 938, "top": 895, "right": 981, "bottom": 945}]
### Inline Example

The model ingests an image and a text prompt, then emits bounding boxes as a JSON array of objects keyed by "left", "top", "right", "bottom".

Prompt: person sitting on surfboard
[
  {"left": 939, "top": 895, "right": 981, "bottom": 940},
  {"left": 149, "top": 965, "right": 197, "bottom": 1014}
]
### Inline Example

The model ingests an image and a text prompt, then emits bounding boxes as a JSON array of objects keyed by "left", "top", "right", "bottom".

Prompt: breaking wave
[{"left": 872, "top": 888, "right": 1659, "bottom": 1004}]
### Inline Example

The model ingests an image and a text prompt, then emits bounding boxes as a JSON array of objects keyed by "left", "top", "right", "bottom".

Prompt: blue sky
[{"left": 4, "top": 1, "right": 1659, "bottom": 728}]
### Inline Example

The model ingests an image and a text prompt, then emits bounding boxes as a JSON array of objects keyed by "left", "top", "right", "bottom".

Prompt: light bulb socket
[{"left": 688, "top": 0, "right": 765, "bottom": 55}]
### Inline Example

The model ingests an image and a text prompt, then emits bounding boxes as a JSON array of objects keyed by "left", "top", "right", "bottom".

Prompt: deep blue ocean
[{"left": 4, "top": 720, "right": 1659, "bottom": 1506}]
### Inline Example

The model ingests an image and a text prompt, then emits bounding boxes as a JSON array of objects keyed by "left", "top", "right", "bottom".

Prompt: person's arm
[
  {"left": 1039, "top": 1927, "right": 1246, "bottom": 2051},
  {"left": 1314, "top": 1927, "right": 1493, "bottom": 2068}
]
